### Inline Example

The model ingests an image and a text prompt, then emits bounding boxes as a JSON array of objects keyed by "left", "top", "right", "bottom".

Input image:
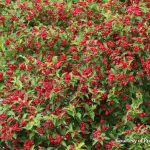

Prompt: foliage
[{"left": 0, "top": 0, "right": 150, "bottom": 149}]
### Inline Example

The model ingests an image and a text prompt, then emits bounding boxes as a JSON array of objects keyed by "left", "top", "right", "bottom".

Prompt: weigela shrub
[{"left": 0, "top": 0, "right": 150, "bottom": 149}]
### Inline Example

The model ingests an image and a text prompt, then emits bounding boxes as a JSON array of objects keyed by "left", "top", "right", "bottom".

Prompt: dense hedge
[{"left": 0, "top": 0, "right": 150, "bottom": 149}]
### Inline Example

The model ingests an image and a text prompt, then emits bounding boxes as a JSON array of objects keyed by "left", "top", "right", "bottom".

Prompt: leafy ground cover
[{"left": 0, "top": 0, "right": 150, "bottom": 149}]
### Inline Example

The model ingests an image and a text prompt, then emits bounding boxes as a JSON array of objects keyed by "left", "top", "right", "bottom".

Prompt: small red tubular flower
[
  {"left": 4, "top": 39, "right": 10, "bottom": 46},
  {"left": 6, "top": 70, "right": 13, "bottom": 76},
  {"left": 49, "top": 135, "right": 63, "bottom": 145},
  {"left": 23, "top": 140, "right": 34, "bottom": 150},
  {"left": 126, "top": 5, "right": 143, "bottom": 16},
  {"left": 126, "top": 114, "right": 132, "bottom": 121},
  {"left": 82, "top": 67, "right": 92, "bottom": 76},
  {"left": 0, "top": 72, "right": 3, "bottom": 81},
  {"left": 54, "top": 61, "right": 63, "bottom": 69},
  {"left": 19, "top": 63, "right": 26, "bottom": 70},
  {"left": 125, "top": 104, "right": 130, "bottom": 110},
  {"left": 25, "top": 15, "right": 32, "bottom": 21},
  {"left": 108, "top": 73, "right": 115, "bottom": 82},
  {"left": 7, "top": 116, "right": 14, "bottom": 123},
  {"left": 138, "top": 112, "right": 146, "bottom": 117},
  {"left": 37, "top": 127, "right": 44, "bottom": 134},
  {"left": 65, "top": 132, "right": 71, "bottom": 140},
  {"left": 46, "top": 104, "right": 50, "bottom": 110},
  {"left": 95, "top": 143, "right": 101, "bottom": 150},
  {"left": 64, "top": 73, "right": 71, "bottom": 84},
  {"left": 20, "top": 120, "right": 27, "bottom": 127},
  {"left": 11, "top": 16, "right": 18, "bottom": 21},
  {"left": 79, "top": 122, "right": 86, "bottom": 131},
  {"left": 93, "top": 129, "right": 101, "bottom": 139},
  {"left": 5, "top": 0, "right": 11, "bottom": 4},
  {"left": 43, "top": 82, "right": 53, "bottom": 91},
  {"left": 121, "top": 61, "right": 128, "bottom": 68},
  {"left": 0, "top": 15, "right": 5, "bottom": 24},
  {"left": 0, "top": 112, "right": 6, "bottom": 119}
]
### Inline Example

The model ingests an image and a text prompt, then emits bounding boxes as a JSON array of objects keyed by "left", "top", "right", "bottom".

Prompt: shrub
[{"left": 0, "top": 0, "right": 150, "bottom": 149}]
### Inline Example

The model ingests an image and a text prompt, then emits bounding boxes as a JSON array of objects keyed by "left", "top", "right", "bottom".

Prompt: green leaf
[
  {"left": 76, "top": 112, "right": 81, "bottom": 120},
  {"left": 89, "top": 111, "right": 95, "bottom": 120}
]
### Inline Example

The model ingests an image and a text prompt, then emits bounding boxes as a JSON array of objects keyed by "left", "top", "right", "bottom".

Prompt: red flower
[
  {"left": 19, "top": 63, "right": 26, "bottom": 70},
  {"left": 139, "top": 112, "right": 146, "bottom": 117},
  {"left": 108, "top": 73, "right": 115, "bottom": 82},
  {"left": 0, "top": 112, "right": 6, "bottom": 119},
  {"left": 0, "top": 72, "right": 3, "bottom": 81},
  {"left": 54, "top": 61, "right": 63, "bottom": 69},
  {"left": 4, "top": 40, "right": 10, "bottom": 46},
  {"left": 125, "top": 104, "right": 130, "bottom": 110},
  {"left": 82, "top": 67, "right": 92, "bottom": 76},
  {"left": 0, "top": 15, "right": 5, "bottom": 24},
  {"left": 26, "top": 15, "right": 32, "bottom": 21},
  {"left": 64, "top": 73, "right": 71, "bottom": 84},
  {"left": 23, "top": 140, "right": 34, "bottom": 150},
  {"left": 79, "top": 122, "right": 86, "bottom": 131},
  {"left": 37, "top": 127, "right": 44, "bottom": 134},
  {"left": 49, "top": 135, "right": 63, "bottom": 145},
  {"left": 126, "top": 5, "right": 143, "bottom": 16},
  {"left": 127, "top": 114, "right": 132, "bottom": 121},
  {"left": 5, "top": 0, "right": 11, "bottom": 4},
  {"left": 43, "top": 82, "right": 53, "bottom": 91}
]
